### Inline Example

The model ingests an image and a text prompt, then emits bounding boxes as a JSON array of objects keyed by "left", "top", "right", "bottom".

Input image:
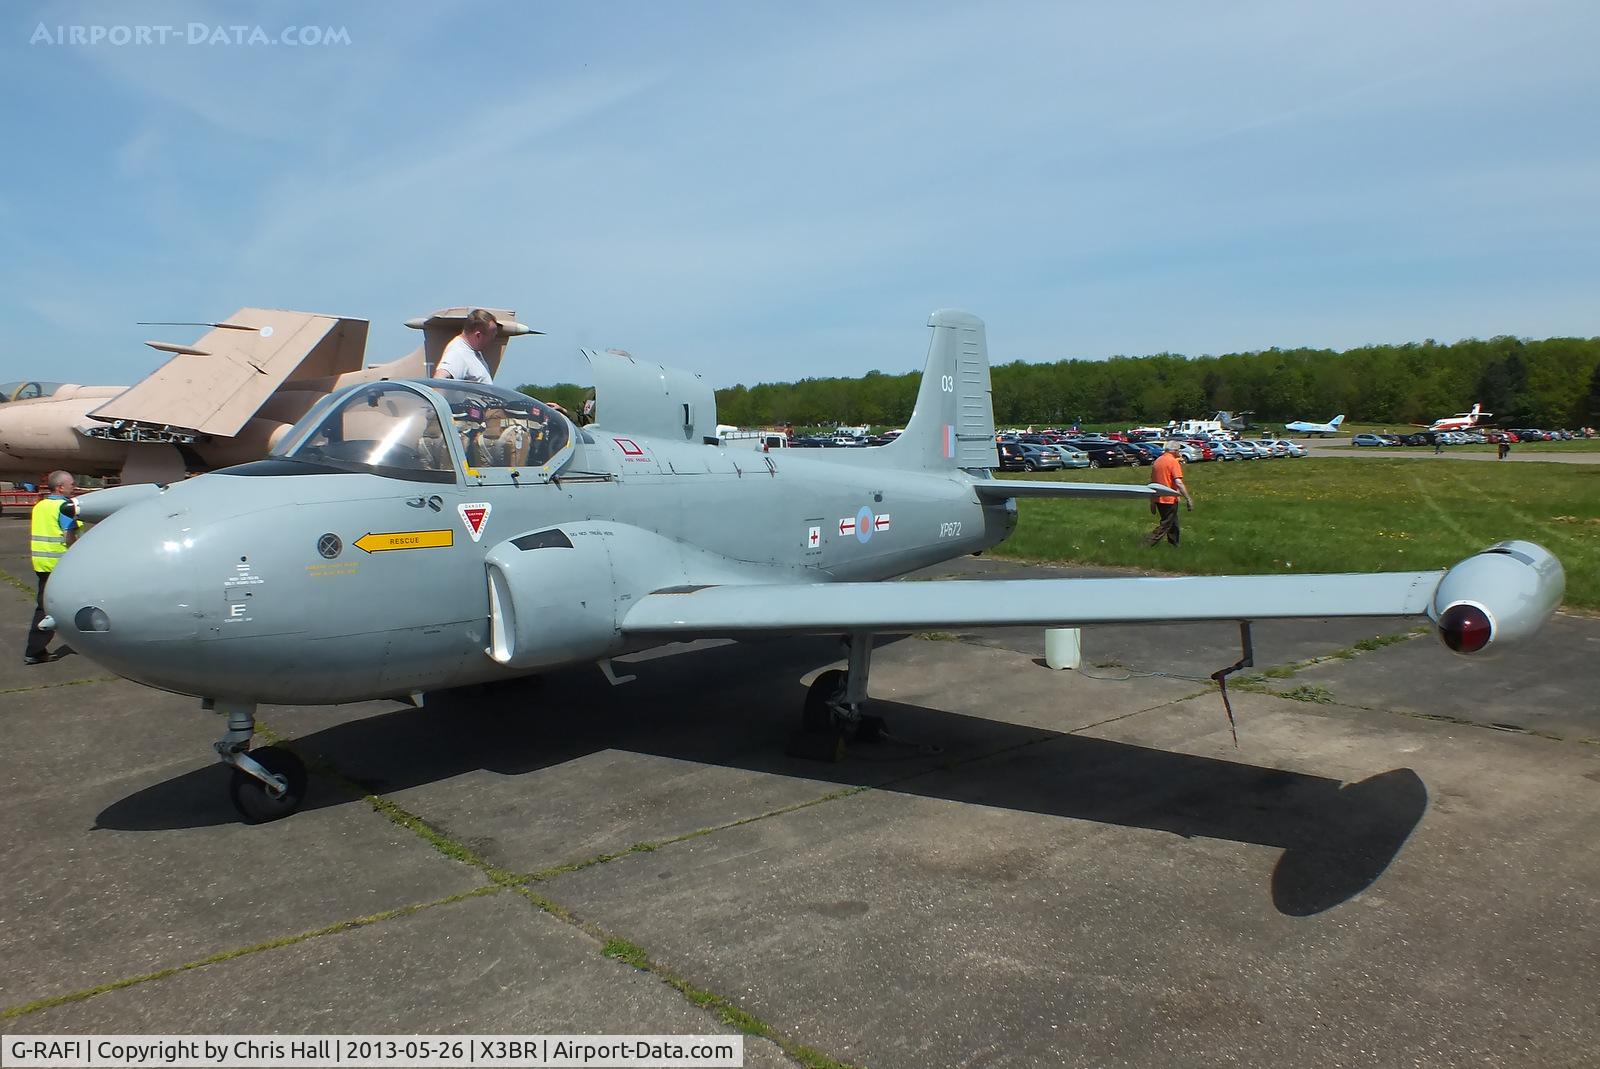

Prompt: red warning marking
[{"left": 458, "top": 502, "right": 492, "bottom": 542}]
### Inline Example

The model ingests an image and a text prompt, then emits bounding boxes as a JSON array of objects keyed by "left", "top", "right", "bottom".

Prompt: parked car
[
  {"left": 1111, "top": 442, "right": 1151, "bottom": 466},
  {"left": 1043, "top": 444, "right": 1091, "bottom": 468},
  {"left": 1062, "top": 440, "right": 1128, "bottom": 468},
  {"left": 996, "top": 442, "right": 1028, "bottom": 471},
  {"left": 1017, "top": 443, "right": 1064, "bottom": 471},
  {"left": 1351, "top": 433, "right": 1387, "bottom": 447}
]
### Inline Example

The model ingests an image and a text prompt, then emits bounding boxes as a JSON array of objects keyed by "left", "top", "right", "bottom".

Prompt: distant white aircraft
[
  {"left": 1284, "top": 414, "right": 1345, "bottom": 436},
  {"left": 1426, "top": 403, "right": 1490, "bottom": 432}
]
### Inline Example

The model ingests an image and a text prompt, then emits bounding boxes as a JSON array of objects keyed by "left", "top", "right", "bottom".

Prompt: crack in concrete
[
  {"left": 0, "top": 564, "right": 36, "bottom": 600},
  {"left": 0, "top": 676, "right": 117, "bottom": 696},
  {"left": 519, "top": 786, "right": 871, "bottom": 885},
  {"left": 0, "top": 886, "right": 502, "bottom": 1021},
  {"left": 251, "top": 722, "right": 857, "bottom": 1068}
]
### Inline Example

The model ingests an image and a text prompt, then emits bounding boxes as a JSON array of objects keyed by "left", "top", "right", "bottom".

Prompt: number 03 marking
[{"left": 940, "top": 374, "right": 955, "bottom": 393}]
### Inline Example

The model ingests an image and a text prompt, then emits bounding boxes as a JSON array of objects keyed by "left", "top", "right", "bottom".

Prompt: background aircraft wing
[
  {"left": 622, "top": 571, "right": 1443, "bottom": 638},
  {"left": 90, "top": 309, "right": 368, "bottom": 437}
]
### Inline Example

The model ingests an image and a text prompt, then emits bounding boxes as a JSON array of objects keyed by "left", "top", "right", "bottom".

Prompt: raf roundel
[{"left": 855, "top": 506, "right": 875, "bottom": 544}]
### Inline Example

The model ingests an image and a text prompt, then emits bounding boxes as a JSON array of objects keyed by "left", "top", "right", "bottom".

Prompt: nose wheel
[{"left": 213, "top": 700, "right": 309, "bottom": 823}]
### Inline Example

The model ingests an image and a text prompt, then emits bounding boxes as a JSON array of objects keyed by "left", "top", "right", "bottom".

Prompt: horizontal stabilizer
[
  {"left": 622, "top": 571, "right": 1443, "bottom": 638},
  {"left": 971, "top": 480, "right": 1166, "bottom": 501},
  {"left": 405, "top": 307, "right": 535, "bottom": 381}
]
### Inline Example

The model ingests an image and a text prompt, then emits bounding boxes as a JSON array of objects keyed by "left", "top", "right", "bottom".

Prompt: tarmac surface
[{"left": 2, "top": 511, "right": 1598, "bottom": 1067}]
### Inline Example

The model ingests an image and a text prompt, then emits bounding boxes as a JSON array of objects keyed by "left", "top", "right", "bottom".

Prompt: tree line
[{"left": 522, "top": 335, "right": 1600, "bottom": 430}]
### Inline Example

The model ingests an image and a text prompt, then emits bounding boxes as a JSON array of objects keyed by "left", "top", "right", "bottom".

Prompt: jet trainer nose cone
[{"left": 46, "top": 499, "right": 203, "bottom": 687}]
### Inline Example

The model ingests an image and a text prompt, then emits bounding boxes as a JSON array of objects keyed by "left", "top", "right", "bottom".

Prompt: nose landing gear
[{"left": 213, "top": 700, "right": 308, "bottom": 823}]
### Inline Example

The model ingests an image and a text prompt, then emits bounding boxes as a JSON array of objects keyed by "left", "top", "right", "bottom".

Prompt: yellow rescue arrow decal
[{"left": 354, "top": 529, "right": 454, "bottom": 554}]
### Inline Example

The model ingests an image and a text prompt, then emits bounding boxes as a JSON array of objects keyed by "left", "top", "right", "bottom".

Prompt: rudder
[{"left": 880, "top": 310, "right": 997, "bottom": 470}]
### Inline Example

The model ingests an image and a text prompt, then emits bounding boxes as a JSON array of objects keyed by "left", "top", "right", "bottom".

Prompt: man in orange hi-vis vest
[{"left": 1143, "top": 441, "right": 1195, "bottom": 547}]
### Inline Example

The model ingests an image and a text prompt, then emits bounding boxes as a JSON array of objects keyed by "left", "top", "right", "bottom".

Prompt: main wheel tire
[
  {"left": 229, "top": 746, "right": 309, "bottom": 824},
  {"left": 803, "top": 669, "right": 846, "bottom": 733}
]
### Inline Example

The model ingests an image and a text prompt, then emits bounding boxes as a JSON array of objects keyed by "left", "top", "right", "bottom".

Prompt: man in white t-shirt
[{"left": 433, "top": 308, "right": 499, "bottom": 383}]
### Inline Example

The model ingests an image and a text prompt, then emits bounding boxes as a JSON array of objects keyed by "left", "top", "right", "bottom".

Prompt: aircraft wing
[
  {"left": 970, "top": 480, "right": 1166, "bottom": 500},
  {"left": 90, "top": 309, "right": 368, "bottom": 437},
  {"left": 622, "top": 571, "right": 1443, "bottom": 638}
]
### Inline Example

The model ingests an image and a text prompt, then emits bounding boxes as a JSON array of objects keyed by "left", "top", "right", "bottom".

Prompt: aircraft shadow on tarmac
[{"left": 97, "top": 636, "right": 1427, "bottom": 917}]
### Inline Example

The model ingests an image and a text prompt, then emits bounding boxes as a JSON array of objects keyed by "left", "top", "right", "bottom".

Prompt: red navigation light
[{"left": 1439, "top": 603, "right": 1493, "bottom": 654}]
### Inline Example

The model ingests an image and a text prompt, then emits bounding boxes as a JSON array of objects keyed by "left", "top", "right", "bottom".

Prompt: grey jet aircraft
[{"left": 42, "top": 311, "right": 1565, "bottom": 822}]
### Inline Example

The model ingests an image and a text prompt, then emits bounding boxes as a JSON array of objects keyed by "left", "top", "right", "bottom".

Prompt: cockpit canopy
[
  {"left": 1, "top": 381, "right": 66, "bottom": 403},
  {"left": 272, "top": 380, "right": 573, "bottom": 483}
]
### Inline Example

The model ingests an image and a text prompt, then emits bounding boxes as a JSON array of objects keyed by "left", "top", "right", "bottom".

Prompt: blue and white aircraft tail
[{"left": 1285, "top": 413, "right": 1345, "bottom": 436}]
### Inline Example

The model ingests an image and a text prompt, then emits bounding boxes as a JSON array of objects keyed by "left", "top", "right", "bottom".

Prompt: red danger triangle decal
[{"left": 458, "top": 502, "right": 492, "bottom": 542}]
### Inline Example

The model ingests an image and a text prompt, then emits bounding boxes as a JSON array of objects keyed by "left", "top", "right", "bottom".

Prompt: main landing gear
[
  {"left": 212, "top": 699, "right": 308, "bottom": 823},
  {"left": 788, "top": 633, "right": 886, "bottom": 761}
]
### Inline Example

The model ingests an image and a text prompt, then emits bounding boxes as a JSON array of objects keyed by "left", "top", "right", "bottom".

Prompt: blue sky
[{"left": 4, "top": 1, "right": 1597, "bottom": 390}]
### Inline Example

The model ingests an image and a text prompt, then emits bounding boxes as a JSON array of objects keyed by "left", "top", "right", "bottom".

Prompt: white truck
[
  {"left": 716, "top": 426, "right": 789, "bottom": 452},
  {"left": 1169, "top": 417, "right": 1233, "bottom": 439}
]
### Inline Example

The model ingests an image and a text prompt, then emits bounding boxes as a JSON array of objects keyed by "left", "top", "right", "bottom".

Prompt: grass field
[
  {"left": 1311, "top": 439, "right": 1600, "bottom": 454},
  {"left": 1456, "top": 440, "right": 1600, "bottom": 453},
  {"left": 993, "top": 458, "right": 1600, "bottom": 610},
  {"left": 1266, "top": 422, "right": 1599, "bottom": 444}
]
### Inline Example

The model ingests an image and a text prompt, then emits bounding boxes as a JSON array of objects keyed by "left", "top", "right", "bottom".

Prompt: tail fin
[
  {"left": 1331, "top": 414, "right": 1345, "bottom": 427},
  {"left": 879, "top": 310, "right": 997, "bottom": 470}
]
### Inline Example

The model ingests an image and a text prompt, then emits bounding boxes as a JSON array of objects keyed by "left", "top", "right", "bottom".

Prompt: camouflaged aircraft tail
[{"left": 874, "top": 310, "right": 997, "bottom": 471}]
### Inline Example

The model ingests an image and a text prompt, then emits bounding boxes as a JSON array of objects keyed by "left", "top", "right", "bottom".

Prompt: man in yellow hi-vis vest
[{"left": 26, "top": 470, "right": 80, "bottom": 665}]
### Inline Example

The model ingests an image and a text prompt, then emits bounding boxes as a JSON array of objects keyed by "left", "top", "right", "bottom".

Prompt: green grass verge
[
  {"left": 993, "top": 458, "right": 1600, "bottom": 609},
  {"left": 1455, "top": 440, "right": 1600, "bottom": 453}
]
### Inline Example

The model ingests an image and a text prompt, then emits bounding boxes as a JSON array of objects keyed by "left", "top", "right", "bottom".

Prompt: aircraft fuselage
[{"left": 45, "top": 431, "right": 1014, "bottom": 704}]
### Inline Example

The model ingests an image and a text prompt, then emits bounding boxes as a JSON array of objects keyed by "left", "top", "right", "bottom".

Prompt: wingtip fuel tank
[{"left": 1429, "top": 540, "right": 1564, "bottom": 654}]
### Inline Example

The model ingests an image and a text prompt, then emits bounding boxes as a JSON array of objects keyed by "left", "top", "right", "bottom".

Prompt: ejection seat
[
  {"left": 418, "top": 427, "right": 453, "bottom": 472},
  {"left": 476, "top": 408, "right": 536, "bottom": 468}
]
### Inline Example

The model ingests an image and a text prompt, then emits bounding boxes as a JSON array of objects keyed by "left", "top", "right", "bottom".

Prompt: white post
[{"left": 1044, "top": 627, "right": 1082, "bottom": 670}]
